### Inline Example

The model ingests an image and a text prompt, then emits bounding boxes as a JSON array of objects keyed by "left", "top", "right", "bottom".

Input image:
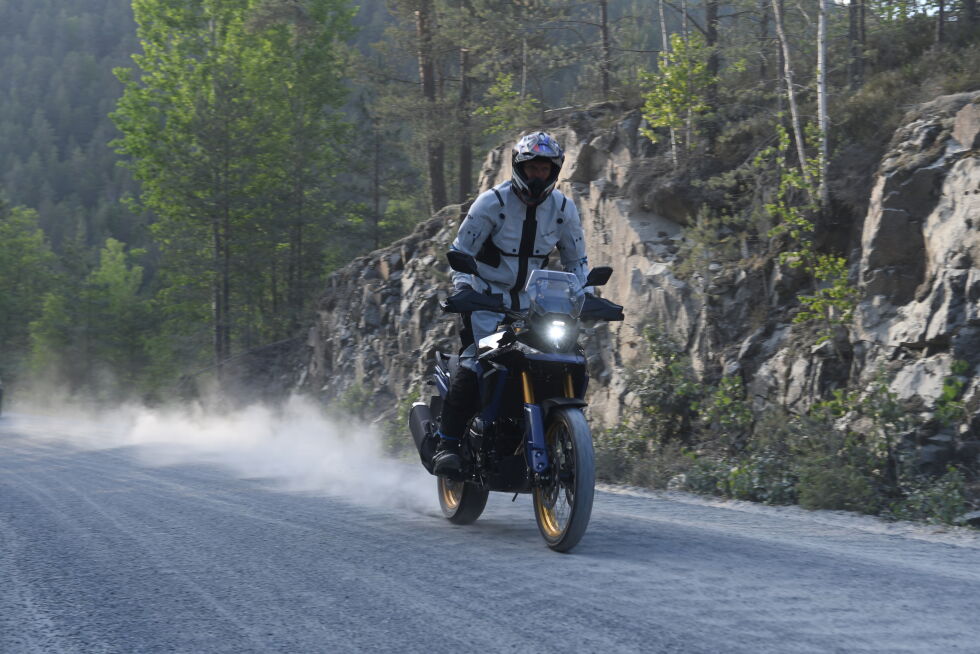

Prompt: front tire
[
  {"left": 437, "top": 477, "right": 489, "bottom": 524},
  {"left": 533, "top": 408, "right": 595, "bottom": 552}
]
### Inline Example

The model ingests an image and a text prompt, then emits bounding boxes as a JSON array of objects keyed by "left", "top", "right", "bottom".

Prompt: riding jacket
[
  {"left": 449, "top": 181, "right": 591, "bottom": 348},
  {"left": 451, "top": 181, "right": 590, "bottom": 311}
]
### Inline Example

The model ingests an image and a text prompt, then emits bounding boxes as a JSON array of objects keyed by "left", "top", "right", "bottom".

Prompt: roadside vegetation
[{"left": 595, "top": 329, "right": 978, "bottom": 527}]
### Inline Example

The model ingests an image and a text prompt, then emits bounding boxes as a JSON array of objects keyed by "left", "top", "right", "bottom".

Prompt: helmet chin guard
[{"left": 511, "top": 131, "right": 564, "bottom": 206}]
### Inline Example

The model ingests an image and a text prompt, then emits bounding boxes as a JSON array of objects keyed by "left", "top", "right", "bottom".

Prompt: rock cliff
[{"left": 298, "top": 92, "right": 980, "bottom": 460}]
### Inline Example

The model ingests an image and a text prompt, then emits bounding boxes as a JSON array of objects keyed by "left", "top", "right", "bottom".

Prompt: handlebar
[{"left": 441, "top": 288, "right": 624, "bottom": 322}]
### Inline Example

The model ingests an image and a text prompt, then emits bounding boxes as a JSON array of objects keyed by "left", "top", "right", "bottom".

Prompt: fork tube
[
  {"left": 521, "top": 371, "right": 535, "bottom": 403},
  {"left": 563, "top": 372, "right": 575, "bottom": 398}
]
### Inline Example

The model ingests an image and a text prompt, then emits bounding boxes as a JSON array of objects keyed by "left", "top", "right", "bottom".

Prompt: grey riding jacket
[
  {"left": 451, "top": 181, "right": 590, "bottom": 308},
  {"left": 450, "top": 181, "right": 591, "bottom": 347}
]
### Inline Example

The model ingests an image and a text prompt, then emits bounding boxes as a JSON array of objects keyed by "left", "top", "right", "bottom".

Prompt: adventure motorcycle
[{"left": 409, "top": 251, "right": 624, "bottom": 552}]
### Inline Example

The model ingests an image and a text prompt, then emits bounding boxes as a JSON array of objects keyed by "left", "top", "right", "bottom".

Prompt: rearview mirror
[
  {"left": 585, "top": 266, "right": 613, "bottom": 287},
  {"left": 446, "top": 250, "right": 479, "bottom": 275}
]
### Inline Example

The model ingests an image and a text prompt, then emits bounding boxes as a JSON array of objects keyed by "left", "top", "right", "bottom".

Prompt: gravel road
[{"left": 1, "top": 409, "right": 978, "bottom": 653}]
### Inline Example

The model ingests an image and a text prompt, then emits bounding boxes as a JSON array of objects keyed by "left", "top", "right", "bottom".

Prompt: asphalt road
[{"left": 2, "top": 410, "right": 979, "bottom": 653}]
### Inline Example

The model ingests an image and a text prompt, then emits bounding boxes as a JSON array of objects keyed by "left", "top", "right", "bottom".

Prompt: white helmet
[{"left": 511, "top": 131, "right": 564, "bottom": 206}]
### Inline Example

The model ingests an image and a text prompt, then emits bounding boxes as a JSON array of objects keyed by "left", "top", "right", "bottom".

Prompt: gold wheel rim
[
  {"left": 535, "top": 420, "right": 574, "bottom": 541},
  {"left": 439, "top": 477, "right": 463, "bottom": 511},
  {"left": 535, "top": 489, "right": 563, "bottom": 539}
]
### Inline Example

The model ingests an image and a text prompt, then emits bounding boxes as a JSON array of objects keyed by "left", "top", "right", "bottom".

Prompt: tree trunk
[
  {"left": 936, "top": 0, "right": 945, "bottom": 44},
  {"left": 416, "top": 0, "right": 446, "bottom": 213},
  {"left": 848, "top": 0, "right": 859, "bottom": 89},
  {"left": 759, "top": 0, "right": 769, "bottom": 84},
  {"left": 521, "top": 37, "right": 528, "bottom": 98},
  {"left": 681, "top": 0, "right": 689, "bottom": 43},
  {"left": 817, "top": 0, "right": 829, "bottom": 210},
  {"left": 853, "top": 0, "right": 865, "bottom": 87},
  {"left": 681, "top": 0, "right": 692, "bottom": 156},
  {"left": 705, "top": 0, "right": 720, "bottom": 148},
  {"left": 221, "top": 206, "right": 231, "bottom": 362},
  {"left": 458, "top": 48, "right": 473, "bottom": 203},
  {"left": 772, "top": 0, "right": 811, "bottom": 194},
  {"left": 658, "top": 0, "right": 678, "bottom": 166},
  {"left": 372, "top": 120, "right": 381, "bottom": 250},
  {"left": 599, "top": 0, "right": 611, "bottom": 98}
]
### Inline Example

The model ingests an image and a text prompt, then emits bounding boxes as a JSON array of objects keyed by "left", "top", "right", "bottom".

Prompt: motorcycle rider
[{"left": 431, "top": 131, "right": 591, "bottom": 477}]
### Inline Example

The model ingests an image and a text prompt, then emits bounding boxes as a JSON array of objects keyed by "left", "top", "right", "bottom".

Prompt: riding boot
[{"left": 431, "top": 432, "right": 463, "bottom": 478}]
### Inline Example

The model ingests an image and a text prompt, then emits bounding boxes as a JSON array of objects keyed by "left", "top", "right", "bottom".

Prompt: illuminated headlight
[{"left": 547, "top": 320, "right": 567, "bottom": 342}]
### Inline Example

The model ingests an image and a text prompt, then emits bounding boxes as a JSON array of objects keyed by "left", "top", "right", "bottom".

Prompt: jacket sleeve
[
  {"left": 556, "top": 198, "right": 590, "bottom": 289},
  {"left": 450, "top": 193, "right": 496, "bottom": 292}
]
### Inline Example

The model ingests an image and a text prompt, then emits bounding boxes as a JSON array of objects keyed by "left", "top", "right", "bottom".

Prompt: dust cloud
[{"left": 6, "top": 394, "right": 437, "bottom": 513}]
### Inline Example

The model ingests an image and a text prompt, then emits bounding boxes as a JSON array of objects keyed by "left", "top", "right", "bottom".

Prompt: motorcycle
[{"left": 409, "top": 251, "right": 624, "bottom": 552}]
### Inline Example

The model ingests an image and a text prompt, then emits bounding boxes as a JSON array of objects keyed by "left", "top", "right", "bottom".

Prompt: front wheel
[
  {"left": 533, "top": 408, "right": 595, "bottom": 552},
  {"left": 437, "top": 477, "right": 489, "bottom": 524}
]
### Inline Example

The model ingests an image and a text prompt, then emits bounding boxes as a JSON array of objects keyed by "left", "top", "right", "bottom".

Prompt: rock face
[
  {"left": 299, "top": 92, "right": 980, "bottom": 454},
  {"left": 853, "top": 93, "right": 980, "bottom": 420},
  {"left": 302, "top": 208, "right": 461, "bottom": 412}
]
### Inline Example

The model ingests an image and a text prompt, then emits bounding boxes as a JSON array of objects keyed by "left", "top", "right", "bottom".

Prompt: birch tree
[
  {"left": 817, "top": 0, "right": 829, "bottom": 210},
  {"left": 771, "top": 0, "right": 812, "bottom": 196}
]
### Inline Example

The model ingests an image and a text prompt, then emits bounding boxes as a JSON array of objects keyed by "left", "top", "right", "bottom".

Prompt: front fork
[{"left": 522, "top": 371, "right": 576, "bottom": 475}]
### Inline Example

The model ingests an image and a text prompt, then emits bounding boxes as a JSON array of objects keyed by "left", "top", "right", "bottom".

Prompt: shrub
[
  {"left": 595, "top": 427, "right": 693, "bottom": 488},
  {"left": 797, "top": 459, "right": 880, "bottom": 513},
  {"left": 628, "top": 328, "right": 703, "bottom": 444},
  {"left": 679, "top": 454, "right": 729, "bottom": 496},
  {"left": 887, "top": 467, "right": 970, "bottom": 525},
  {"left": 722, "top": 449, "right": 798, "bottom": 505},
  {"left": 698, "top": 375, "right": 753, "bottom": 453}
]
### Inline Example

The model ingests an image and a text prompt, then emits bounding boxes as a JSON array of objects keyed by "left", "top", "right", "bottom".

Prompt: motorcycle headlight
[{"left": 547, "top": 320, "right": 568, "bottom": 343}]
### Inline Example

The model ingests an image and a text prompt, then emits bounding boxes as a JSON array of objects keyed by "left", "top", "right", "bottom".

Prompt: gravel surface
[{"left": 1, "top": 409, "right": 979, "bottom": 653}]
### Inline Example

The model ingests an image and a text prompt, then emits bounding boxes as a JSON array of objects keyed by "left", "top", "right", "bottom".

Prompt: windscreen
[{"left": 524, "top": 269, "right": 584, "bottom": 318}]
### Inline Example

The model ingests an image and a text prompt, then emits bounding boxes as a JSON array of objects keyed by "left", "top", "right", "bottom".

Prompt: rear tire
[
  {"left": 532, "top": 408, "right": 595, "bottom": 552},
  {"left": 437, "top": 477, "right": 489, "bottom": 524}
]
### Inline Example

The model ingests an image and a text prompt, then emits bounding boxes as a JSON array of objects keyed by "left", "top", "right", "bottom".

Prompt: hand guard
[
  {"left": 581, "top": 294, "right": 625, "bottom": 321},
  {"left": 441, "top": 286, "right": 505, "bottom": 314}
]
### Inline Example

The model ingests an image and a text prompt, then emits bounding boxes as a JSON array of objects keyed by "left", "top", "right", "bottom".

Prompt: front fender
[{"left": 541, "top": 397, "right": 588, "bottom": 423}]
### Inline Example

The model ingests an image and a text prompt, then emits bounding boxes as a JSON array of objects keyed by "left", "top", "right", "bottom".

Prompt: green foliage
[
  {"left": 797, "top": 460, "right": 880, "bottom": 513},
  {"left": 640, "top": 33, "right": 715, "bottom": 151},
  {"left": 628, "top": 327, "right": 703, "bottom": 444},
  {"left": 723, "top": 450, "right": 799, "bottom": 504},
  {"left": 380, "top": 393, "right": 417, "bottom": 457},
  {"left": 29, "top": 237, "right": 151, "bottom": 398},
  {"left": 679, "top": 455, "right": 729, "bottom": 495},
  {"left": 673, "top": 206, "right": 747, "bottom": 281},
  {"left": 474, "top": 73, "right": 541, "bottom": 137},
  {"left": 0, "top": 0, "right": 143, "bottom": 252},
  {"left": 759, "top": 124, "right": 860, "bottom": 344},
  {"left": 111, "top": 0, "right": 354, "bottom": 369},
  {"left": 698, "top": 375, "right": 753, "bottom": 452},
  {"left": 935, "top": 360, "right": 970, "bottom": 426},
  {"left": 792, "top": 254, "right": 861, "bottom": 340},
  {"left": 603, "top": 356, "right": 972, "bottom": 524},
  {"left": 335, "top": 382, "right": 371, "bottom": 420},
  {"left": 0, "top": 201, "right": 58, "bottom": 379},
  {"left": 886, "top": 467, "right": 970, "bottom": 524}
]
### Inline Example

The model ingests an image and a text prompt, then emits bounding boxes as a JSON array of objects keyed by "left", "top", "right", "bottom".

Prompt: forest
[{"left": 1, "top": 0, "right": 978, "bottom": 404}]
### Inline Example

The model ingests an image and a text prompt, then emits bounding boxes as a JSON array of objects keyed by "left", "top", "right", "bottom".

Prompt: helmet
[{"left": 511, "top": 131, "right": 564, "bottom": 206}]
